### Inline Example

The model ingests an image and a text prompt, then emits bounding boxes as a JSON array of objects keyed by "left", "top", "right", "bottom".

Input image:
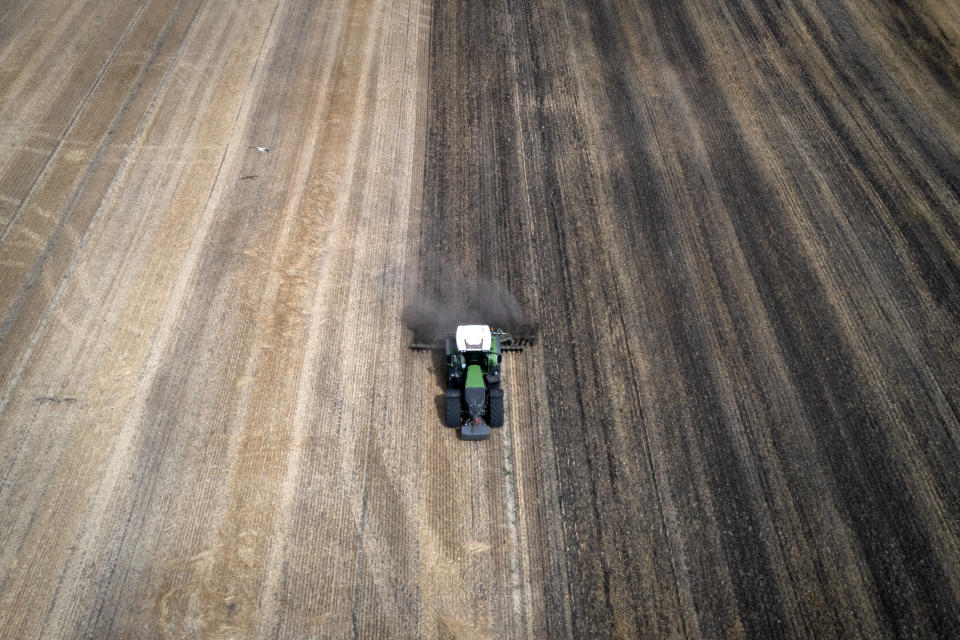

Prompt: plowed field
[{"left": 1, "top": 0, "right": 959, "bottom": 637}]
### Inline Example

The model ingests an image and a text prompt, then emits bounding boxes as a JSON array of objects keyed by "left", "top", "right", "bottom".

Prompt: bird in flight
[{"left": 250, "top": 146, "right": 269, "bottom": 153}]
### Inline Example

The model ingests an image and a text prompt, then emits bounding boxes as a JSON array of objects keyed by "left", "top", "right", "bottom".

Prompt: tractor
[{"left": 412, "top": 324, "right": 533, "bottom": 440}]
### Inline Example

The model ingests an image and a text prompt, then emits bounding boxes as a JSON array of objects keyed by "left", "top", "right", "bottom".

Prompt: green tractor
[{"left": 412, "top": 324, "right": 532, "bottom": 440}]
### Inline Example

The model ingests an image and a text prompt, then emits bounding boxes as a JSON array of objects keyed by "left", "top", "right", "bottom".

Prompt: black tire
[
  {"left": 445, "top": 389, "right": 462, "bottom": 427},
  {"left": 488, "top": 388, "right": 504, "bottom": 427}
]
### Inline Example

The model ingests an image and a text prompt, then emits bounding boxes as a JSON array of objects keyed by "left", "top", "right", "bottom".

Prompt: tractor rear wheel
[
  {"left": 445, "top": 389, "right": 462, "bottom": 427},
  {"left": 488, "top": 388, "right": 504, "bottom": 427}
]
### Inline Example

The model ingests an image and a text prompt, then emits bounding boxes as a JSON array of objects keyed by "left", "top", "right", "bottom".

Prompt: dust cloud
[{"left": 403, "top": 275, "right": 537, "bottom": 344}]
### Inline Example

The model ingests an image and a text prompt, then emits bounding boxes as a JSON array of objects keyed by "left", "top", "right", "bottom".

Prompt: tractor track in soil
[{"left": 1, "top": 0, "right": 959, "bottom": 638}]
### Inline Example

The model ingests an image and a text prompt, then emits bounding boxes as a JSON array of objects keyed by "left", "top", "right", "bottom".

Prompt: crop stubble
[{"left": 1, "top": 0, "right": 959, "bottom": 638}]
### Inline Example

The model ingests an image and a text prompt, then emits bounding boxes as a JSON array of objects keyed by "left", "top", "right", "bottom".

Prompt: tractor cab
[
  {"left": 456, "top": 324, "right": 491, "bottom": 351},
  {"left": 448, "top": 325, "right": 501, "bottom": 384}
]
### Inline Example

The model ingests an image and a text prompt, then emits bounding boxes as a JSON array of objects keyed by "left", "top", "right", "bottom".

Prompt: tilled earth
[{"left": 1, "top": 0, "right": 959, "bottom": 637}]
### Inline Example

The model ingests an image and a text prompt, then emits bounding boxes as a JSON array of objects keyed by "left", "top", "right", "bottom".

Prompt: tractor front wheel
[
  {"left": 488, "top": 388, "right": 504, "bottom": 427},
  {"left": 445, "top": 389, "right": 462, "bottom": 427}
]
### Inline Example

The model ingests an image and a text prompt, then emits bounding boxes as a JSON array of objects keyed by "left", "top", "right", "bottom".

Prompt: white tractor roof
[{"left": 456, "top": 325, "right": 492, "bottom": 351}]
